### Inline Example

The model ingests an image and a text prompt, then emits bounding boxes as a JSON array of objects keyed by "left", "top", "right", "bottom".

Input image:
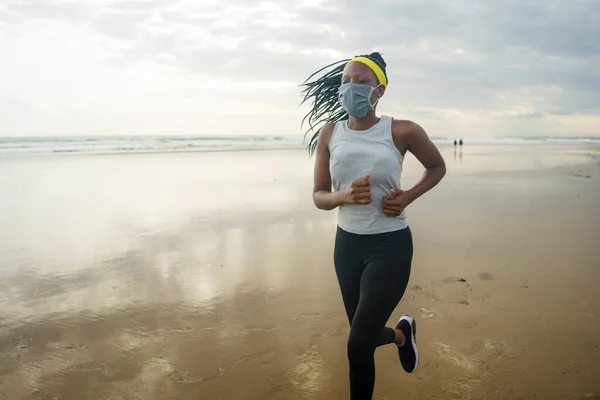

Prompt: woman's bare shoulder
[
  {"left": 390, "top": 119, "right": 425, "bottom": 153},
  {"left": 391, "top": 119, "right": 423, "bottom": 136}
]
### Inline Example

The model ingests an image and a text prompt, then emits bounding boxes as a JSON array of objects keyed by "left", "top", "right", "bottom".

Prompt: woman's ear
[{"left": 377, "top": 85, "right": 386, "bottom": 98}]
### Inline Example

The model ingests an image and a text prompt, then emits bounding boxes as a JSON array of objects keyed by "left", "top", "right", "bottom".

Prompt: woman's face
[{"left": 341, "top": 62, "right": 386, "bottom": 102}]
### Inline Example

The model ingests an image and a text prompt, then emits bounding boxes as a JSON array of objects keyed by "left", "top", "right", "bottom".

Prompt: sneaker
[{"left": 396, "top": 315, "right": 419, "bottom": 373}]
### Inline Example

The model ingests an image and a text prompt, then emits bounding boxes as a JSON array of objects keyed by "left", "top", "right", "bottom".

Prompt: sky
[{"left": 1, "top": 0, "right": 599, "bottom": 138}]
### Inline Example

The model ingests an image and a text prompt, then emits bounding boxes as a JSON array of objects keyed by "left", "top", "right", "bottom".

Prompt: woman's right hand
[{"left": 340, "top": 174, "right": 372, "bottom": 205}]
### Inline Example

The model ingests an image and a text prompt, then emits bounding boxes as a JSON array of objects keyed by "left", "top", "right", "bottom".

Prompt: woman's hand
[
  {"left": 340, "top": 174, "right": 372, "bottom": 205},
  {"left": 382, "top": 189, "right": 412, "bottom": 217}
]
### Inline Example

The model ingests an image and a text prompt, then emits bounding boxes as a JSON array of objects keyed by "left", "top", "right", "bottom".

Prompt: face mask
[{"left": 338, "top": 83, "right": 381, "bottom": 118}]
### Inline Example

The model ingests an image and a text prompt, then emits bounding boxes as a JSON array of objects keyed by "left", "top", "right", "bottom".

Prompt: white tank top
[{"left": 329, "top": 115, "right": 408, "bottom": 234}]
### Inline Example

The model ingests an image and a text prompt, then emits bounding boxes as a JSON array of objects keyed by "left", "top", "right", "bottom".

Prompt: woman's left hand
[{"left": 382, "top": 189, "right": 412, "bottom": 217}]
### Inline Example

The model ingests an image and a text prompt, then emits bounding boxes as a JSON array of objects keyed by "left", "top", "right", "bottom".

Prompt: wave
[
  {"left": 431, "top": 136, "right": 600, "bottom": 145},
  {"left": 0, "top": 136, "right": 304, "bottom": 156},
  {"left": 0, "top": 135, "right": 598, "bottom": 157}
]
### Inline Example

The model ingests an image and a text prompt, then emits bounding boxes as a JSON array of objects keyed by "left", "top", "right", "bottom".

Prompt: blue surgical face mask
[{"left": 338, "top": 83, "right": 381, "bottom": 118}]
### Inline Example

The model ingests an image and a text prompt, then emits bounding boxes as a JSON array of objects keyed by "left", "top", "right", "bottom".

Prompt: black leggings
[{"left": 334, "top": 226, "right": 413, "bottom": 400}]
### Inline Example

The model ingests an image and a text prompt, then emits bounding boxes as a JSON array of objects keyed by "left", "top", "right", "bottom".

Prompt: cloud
[
  {"left": 0, "top": 0, "right": 598, "bottom": 137},
  {"left": 5, "top": 0, "right": 90, "bottom": 22}
]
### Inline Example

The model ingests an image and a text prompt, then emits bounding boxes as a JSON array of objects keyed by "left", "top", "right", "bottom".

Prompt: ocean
[{"left": 0, "top": 135, "right": 599, "bottom": 157}]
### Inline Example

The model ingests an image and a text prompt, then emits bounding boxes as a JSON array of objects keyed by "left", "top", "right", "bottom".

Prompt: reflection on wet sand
[
  {"left": 0, "top": 205, "right": 344, "bottom": 399},
  {"left": 454, "top": 147, "right": 463, "bottom": 162}
]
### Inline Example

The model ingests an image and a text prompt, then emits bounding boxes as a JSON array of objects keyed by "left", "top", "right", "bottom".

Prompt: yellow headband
[{"left": 344, "top": 56, "right": 387, "bottom": 87}]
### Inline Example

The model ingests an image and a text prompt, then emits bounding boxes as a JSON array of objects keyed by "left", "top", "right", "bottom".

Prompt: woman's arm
[
  {"left": 401, "top": 121, "right": 446, "bottom": 205},
  {"left": 312, "top": 124, "right": 342, "bottom": 210},
  {"left": 383, "top": 120, "right": 446, "bottom": 216}
]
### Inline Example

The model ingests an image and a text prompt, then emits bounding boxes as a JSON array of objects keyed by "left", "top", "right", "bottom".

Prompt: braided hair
[{"left": 299, "top": 52, "right": 389, "bottom": 155}]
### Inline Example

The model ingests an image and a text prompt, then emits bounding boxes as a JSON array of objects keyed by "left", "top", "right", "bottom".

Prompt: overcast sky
[{"left": 1, "top": 0, "right": 598, "bottom": 138}]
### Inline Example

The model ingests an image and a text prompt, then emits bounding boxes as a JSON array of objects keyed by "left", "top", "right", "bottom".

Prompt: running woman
[{"left": 300, "top": 52, "right": 446, "bottom": 399}]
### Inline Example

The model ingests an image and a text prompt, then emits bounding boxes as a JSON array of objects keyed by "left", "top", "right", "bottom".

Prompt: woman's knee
[{"left": 347, "top": 333, "right": 375, "bottom": 364}]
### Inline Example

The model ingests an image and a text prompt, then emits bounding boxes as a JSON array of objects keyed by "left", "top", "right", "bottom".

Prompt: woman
[{"left": 300, "top": 52, "right": 446, "bottom": 399}]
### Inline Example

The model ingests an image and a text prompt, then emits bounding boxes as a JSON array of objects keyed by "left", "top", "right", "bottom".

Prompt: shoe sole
[{"left": 400, "top": 315, "right": 419, "bottom": 373}]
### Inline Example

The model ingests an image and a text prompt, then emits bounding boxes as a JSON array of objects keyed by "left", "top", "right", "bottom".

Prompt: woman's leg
[
  {"left": 345, "top": 227, "right": 413, "bottom": 400},
  {"left": 334, "top": 226, "right": 365, "bottom": 326}
]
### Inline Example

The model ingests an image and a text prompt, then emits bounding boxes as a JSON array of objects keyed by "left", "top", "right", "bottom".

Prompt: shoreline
[
  {"left": 0, "top": 145, "right": 308, "bottom": 159},
  {"left": 0, "top": 140, "right": 599, "bottom": 160}
]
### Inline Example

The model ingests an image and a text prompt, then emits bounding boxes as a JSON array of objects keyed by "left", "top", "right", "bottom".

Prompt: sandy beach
[{"left": 0, "top": 142, "right": 599, "bottom": 400}]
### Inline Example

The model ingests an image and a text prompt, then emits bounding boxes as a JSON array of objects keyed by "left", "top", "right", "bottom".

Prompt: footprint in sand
[
  {"left": 483, "top": 340, "right": 508, "bottom": 359},
  {"left": 436, "top": 376, "right": 481, "bottom": 399},
  {"left": 462, "top": 339, "right": 508, "bottom": 372},
  {"left": 419, "top": 308, "right": 434, "bottom": 319},
  {"left": 478, "top": 273, "right": 494, "bottom": 281},
  {"left": 561, "top": 362, "right": 583, "bottom": 376},
  {"left": 169, "top": 371, "right": 202, "bottom": 383},
  {"left": 431, "top": 342, "right": 478, "bottom": 371},
  {"left": 432, "top": 340, "right": 508, "bottom": 373},
  {"left": 462, "top": 320, "right": 479, "bottom": 329},
  {"left": 422, "top": 291, "right": 442, "bottom": 303},
  {"left": 416, "top": 360, "right": 440, "bottom": 380},
  {"left": 463, "top": 339, "right": 508, "bottom": 361},
  {"left": 584, "top": 342, "right": 600, "bottom": 351},
  {"left": 10, "top": 344, "right": 30, "bottom": 353}
]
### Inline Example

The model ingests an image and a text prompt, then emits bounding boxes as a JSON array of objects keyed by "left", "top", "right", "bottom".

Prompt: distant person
[
  {"left": 301, "top": 52, "right": 446, "bottom": 399},
  {"left": 454, "top": 139, "right": 457, "bottom": 146},
  {"left": 459, "top": 138, "right": 463, "bottom": 146}
]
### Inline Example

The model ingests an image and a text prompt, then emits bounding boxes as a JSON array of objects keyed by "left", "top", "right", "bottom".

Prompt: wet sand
[{"left": 1, "top": 143, "right": 599, "bottom": 399}]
